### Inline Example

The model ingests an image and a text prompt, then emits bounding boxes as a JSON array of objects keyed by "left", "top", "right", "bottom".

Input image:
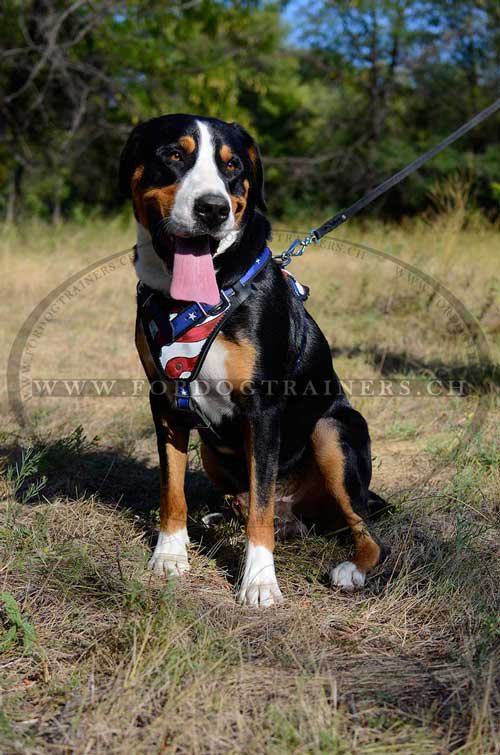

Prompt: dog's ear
[
  {"left": 231, "top": 123, "right": 267, "bottom": 213},
  {"left": 119, "top": 122, "right": 147, "bottom": 197}
]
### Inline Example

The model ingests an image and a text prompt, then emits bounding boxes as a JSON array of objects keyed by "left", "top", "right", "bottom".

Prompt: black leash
[{"left": 276, "top": 97, "right": 500, "bottom": 266}]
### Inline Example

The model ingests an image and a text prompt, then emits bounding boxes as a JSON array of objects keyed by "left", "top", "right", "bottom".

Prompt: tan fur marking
[
  {"left": 244, "top": 422, "right": 275, "bottom": 551},
  {"left": 131, "top": 163, "right": 178, "bottom": 228},
  {"left": 246, "top": 507, "right": 275, "bottom": 550},
  {"left": 312, "top": 422, "right": 360, "bottom": 528},
  {"left": 132, "top": 164, "right": 144, "bottom": 184},
  {"left": 312, "top": 419, "right": 380, "bottom": 573},
  {"left": 143, "top": 184, "right": 178, "bottom": 216},
  {"left": 131, "top": 165, "right": 148, "bottom": 226},
  {"left": 179, "top": 135, "right": 196, "bottom": 154},
  {"left": 160, "top": 423, "right": 189, "bottom": 534},
  {"left": 219, "top": 335, "right": 256, "bottom": 392},
  {"left": 230, "top": 179, "right": 249, "bottom": 225},
  {"left": 351, "top": 523, "right": 381, "bottom": 572},
  {"left": 220, "top": 144, "right": 233, "bottom": 162}
]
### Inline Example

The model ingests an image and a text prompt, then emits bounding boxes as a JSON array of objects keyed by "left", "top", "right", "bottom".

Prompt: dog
[{"left": 119, "top": 114, "right": 387, "bottom": 607}]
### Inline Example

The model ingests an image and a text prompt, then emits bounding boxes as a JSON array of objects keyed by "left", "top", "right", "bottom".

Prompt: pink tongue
[{"left": 170, "top": 236, "right": 220, "bottom": 305}]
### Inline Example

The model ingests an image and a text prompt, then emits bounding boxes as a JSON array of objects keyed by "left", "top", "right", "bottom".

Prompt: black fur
[
  {"left": 120, "top": 113, "right": 266, "bottom": 213},
  {"left": 122, "top": 113, "right": 388, "bottom": 569}
]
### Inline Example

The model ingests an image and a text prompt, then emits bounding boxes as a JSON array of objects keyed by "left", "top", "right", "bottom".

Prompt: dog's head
[{"left": 120, "top": 114, "right": 266, "bottom": 301}]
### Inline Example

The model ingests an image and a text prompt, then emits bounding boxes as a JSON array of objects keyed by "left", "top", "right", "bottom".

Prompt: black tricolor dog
[{"left": 120, "top": 114, "right": 387, "bottom": 607}]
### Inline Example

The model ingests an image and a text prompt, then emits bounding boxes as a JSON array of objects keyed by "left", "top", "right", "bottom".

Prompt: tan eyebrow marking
[
  {"left": 179, "top": 135, "right": 196, "bottom": 153},
  {"left": 220, "top": 144, "right": 233, "bottom": 162}
]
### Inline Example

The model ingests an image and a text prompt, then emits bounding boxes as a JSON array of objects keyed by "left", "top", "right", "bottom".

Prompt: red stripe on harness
[{"left": 176, "top": 313, "right": 225, "bottom": 343}]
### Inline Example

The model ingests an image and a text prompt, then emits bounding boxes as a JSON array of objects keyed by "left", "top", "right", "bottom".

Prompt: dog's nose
[{"left": 194, "top": 193, "right": 230, "bottom": 228}]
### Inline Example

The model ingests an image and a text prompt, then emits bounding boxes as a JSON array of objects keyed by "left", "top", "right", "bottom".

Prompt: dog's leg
[
  {"left": 311, "top": 417, "right": 383, "bottom": 591},
  {"left": 237, "top": 410, "right": 283, "bottom": 607},
  {"left": 148, "top": 394, "right": 190, "bottom": 577}
]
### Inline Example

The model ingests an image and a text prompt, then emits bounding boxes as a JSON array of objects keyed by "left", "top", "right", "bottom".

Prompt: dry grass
[{"left": 0, "top": 205, "right": 499, "bottom": 753}]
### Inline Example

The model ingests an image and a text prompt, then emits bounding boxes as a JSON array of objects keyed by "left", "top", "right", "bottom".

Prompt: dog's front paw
[
  {"left": 330, "top": 561, "right": 365, "bottom": 591},
  {"left": 148, "top": 529, "right": 190, "bottom": 578},
  {"left": 237, "top": 543, "right": 284, "bottom": 607}
]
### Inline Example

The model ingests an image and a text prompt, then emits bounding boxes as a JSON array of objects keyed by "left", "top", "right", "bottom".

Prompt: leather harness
[{"left": 137, "top": 246, "right": 309, "bottom": 430}]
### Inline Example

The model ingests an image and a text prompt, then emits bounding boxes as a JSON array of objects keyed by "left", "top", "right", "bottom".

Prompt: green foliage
[
  {"left": 0, "top": 592, "right": 36, "bottom": 653},
  {"left": 6, "top": 447, "right": 48, "bottom": 505},
  {"left": 5, "top": 426, "right": 97, "bottom": 504},
  {"left": 0, "top": 0, "right": 499, "bottom": 222}
]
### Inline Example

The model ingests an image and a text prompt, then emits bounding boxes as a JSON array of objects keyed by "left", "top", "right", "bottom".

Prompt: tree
[{"left": 0, "top": 0, "right": 498, "bottom": 222}]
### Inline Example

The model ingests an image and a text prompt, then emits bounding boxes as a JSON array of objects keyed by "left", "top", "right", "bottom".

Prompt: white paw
[
  {"left": 237, "top": 543, "right": 283, "bottom": 607},
  {"left": 330, "top": 561, "right": 365, "bottom": 591},
  {"left": 148, "top": 529, "right": 190, "bottom": 578}
]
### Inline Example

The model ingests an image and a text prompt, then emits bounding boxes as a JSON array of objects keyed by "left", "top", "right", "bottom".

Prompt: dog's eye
[
  {"left": 225, "top": 158, "right": 242, "bottom": 175},
  {"left": 169, "top": 150, "right": 183, "bottom": 162}
]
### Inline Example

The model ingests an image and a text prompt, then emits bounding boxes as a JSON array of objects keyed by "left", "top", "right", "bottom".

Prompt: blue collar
[
  {"left": 137, "top": 245, "right": 310, "bottom": 432},
  {"left": 137, "top": 247, "right": 272, "bottom": 428},
  {"left": 166, "top": 246, "right": 272, "bottom": 341}
]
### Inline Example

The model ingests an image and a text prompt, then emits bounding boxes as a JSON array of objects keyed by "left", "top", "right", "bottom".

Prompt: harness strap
[
  {"left": 137, "top": 247, "right": 273, "bottom": 429},
  {"left": 138, "top": 248, "right": 311, "bottom": 432},
  {"left": 168, "top": 248, "right": 271, "bottom": 341},
  {"left": 276, "top": 268, "right": 309, "bottom": 376}
]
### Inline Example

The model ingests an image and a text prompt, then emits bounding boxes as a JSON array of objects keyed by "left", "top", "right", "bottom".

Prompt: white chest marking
[{"left": 191, "top": 337, "right": 235, "bottom": 425}]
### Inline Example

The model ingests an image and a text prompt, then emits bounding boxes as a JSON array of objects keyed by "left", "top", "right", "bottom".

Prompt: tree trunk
[
  {"left": 52, "top": 196, "right": 62, "bottom": 225},
  {"left": 52, "top": 175, "right": 64, "bottom": 224},
  {"left": 5, "top": 165, "right": 23, "bottom": 224}
]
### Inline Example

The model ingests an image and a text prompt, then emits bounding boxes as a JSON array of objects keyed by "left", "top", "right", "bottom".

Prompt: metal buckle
[{"left": 198, "top": 289, "right": 231, "bottom": 317}]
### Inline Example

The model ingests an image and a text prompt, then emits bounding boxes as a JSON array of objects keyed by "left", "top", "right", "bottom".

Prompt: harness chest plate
[{"left": 137, "top": 247, "right": 309, "bottom": 428}]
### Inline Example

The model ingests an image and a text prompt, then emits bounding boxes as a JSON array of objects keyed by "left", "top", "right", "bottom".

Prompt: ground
[{"left": 0, "top": 203, "right": 499, "bottom": 753}]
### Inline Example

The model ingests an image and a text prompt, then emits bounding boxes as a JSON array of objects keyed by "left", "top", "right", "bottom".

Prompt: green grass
[
  {"left": 1, "top": 476, "right": 498, "bottom": 752},
  {"left": 0, "top": 211, "right": 499, "bottom": 753},
  {"left": 384, "top": 419, "right": 419, "bottom": 441}
]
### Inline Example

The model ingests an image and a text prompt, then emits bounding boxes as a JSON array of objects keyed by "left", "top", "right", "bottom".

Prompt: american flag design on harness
[
  {"left": 155, "top": 309, "right": 225, "bottom": 381},
  {"left": 136, "top": 247, "right": 308, "bottom": 426}
]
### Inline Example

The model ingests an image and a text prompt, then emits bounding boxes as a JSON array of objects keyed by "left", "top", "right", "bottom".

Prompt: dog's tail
[{"left": 367, "top": 490, "right": 393, "bottom": 520}]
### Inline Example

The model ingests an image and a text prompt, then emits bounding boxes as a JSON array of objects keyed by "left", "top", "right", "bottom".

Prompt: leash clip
[{"left": 274, "top": 231, "right": 318, "bottom": 268}]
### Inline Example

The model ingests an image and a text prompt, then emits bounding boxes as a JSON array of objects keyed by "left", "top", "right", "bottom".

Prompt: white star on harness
[
  {"left": 187, "top": 312, "right": 198, "bottom": 321},
  {"left": 180, "top": 388, "right": 188, "bottom": 395}
]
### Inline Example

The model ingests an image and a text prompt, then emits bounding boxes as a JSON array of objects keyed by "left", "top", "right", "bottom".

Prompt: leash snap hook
[{"left": 275, "top": 231, "right": 317, "bottom": 268}]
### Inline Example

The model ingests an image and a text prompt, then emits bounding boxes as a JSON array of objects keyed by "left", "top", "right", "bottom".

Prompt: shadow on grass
[
  {"left": 0, "top": 428, "right": 246, "bottom": 579},
  {"left": 0, "top": 422, "right": 396, "bottom": 585},
  {"left": 331, "top": 344, "right": 499, "bottom": 393}
]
